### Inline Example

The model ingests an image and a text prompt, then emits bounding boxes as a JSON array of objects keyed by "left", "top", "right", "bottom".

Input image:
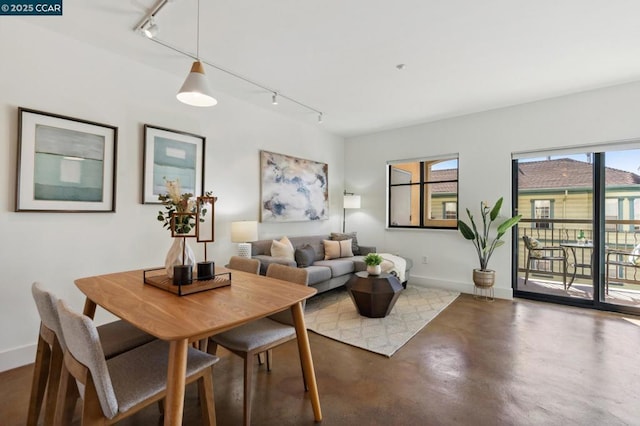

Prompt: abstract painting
[
  {"left": 142, "top": 125, "right": 205, "bottom": 204},
  {"left": 260, "top": 150, "right": 328, "bottom": 222},
  {"left": 16, "top": 108, "right": 117, "bottom": 212}
]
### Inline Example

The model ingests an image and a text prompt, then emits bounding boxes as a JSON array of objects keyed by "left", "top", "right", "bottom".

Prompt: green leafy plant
[
  {"left": 458, "top": 197, "right": 522, "bottom": 271},
  {"left": 157, "top": 179, "right": 211, "bottom": 234},
  {"left": 364, "top": 253, "right": 383, "bottom": 266}
]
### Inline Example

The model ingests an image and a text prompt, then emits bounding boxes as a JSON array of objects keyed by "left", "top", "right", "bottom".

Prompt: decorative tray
[{"left": 143, "top": 268, "right": 231, "bottom": 296}]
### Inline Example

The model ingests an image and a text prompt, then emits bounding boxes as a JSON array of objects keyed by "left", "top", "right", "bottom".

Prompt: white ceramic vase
[
  {"left": 165, "top": 238, "right": 196, "bottom": 278},
  {"left": 367, "top": 264, "right": 382, "bottom": 275}
]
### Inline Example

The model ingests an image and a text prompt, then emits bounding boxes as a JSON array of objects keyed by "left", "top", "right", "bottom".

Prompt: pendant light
[{"left": 177, "top": 0, "right": 217, "bottom": 107}]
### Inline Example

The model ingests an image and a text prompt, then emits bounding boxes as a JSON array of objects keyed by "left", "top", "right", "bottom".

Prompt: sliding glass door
[{"left": 513, "top": 147, "right": 640, "bottom": 314}]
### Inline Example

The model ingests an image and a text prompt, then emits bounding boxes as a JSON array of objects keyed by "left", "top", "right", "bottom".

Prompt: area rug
[{"left": 304, "top": 285, "right": 459, "bottom": 357}]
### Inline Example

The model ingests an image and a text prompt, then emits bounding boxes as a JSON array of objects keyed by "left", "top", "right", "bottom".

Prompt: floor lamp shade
[
  {"left": 231, "top": 221, "right": 258, "bottom": 258},
  {"left": 343, "top": 193, "right": 361, "bottom": 232},
  {"left": 177, "top": 61, "right": 218, "bottom": 107},
  {"left": 344, "top": 194, "right": 361, "bottom": 209}
]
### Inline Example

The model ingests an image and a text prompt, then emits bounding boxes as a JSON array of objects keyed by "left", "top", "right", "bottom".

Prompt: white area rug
[{"left": 304, "top": 285, "right": 459, "bottom": 357}]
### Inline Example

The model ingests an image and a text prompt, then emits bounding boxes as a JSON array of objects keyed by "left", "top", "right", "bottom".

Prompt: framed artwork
[
  {"left": 16, "top": 108, "right": 117, "bottom": 212},
  {"left": 142, "top": 124, "right": 205, "bottom": 204},
  {"left": 260, "top": 150, "right": 328, "bottom": 222}
]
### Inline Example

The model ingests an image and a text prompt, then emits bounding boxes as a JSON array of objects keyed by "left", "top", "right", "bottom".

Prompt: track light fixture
[
  {"left": 136, "top": 0, "right": 323, "bottom": 121},
  {"left": 176, "top": 0, "right": 217, "bottom": 107},
  {"left": 143, "top": 17, "right": 158, "bottom": 38}
]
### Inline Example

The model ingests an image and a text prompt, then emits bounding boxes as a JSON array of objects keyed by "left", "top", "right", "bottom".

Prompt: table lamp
[
  {"left": 343, "top": 191, "right": 361, "bottom": 232},
  {"left": 231, "top": 220, "right": 258, "bottom": 258}
]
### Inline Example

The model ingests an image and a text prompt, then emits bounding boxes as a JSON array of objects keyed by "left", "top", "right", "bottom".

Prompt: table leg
[
  {"left": 82, "top": 298, "right": 97, "bottom": 319},
  {"left": 164, "top": 339, "right": 189, "bottom": 426},
  {"left": 291, "top": 302, "right": 322, "bottom": 421}
]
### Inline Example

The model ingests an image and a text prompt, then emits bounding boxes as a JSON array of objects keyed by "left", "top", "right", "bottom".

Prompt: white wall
[
  {"left": 345, "top": 81, "right": 640, "bottom": 299},
  {"left": 0, "top": 20, "right": 344, "bottom": 371}
]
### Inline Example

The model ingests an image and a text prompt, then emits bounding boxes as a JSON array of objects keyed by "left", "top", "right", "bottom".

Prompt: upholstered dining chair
[
  {"left": 208, "top": 263, "right": 309, "bottom": 426},
  {"left": 56, "top": 298, "right": 219, "bottom": 425},
  {"left": 522, "top": 235, "right": 568, "bottom": 290},
  {"left": 228, "top": 256, "right": 261, "bottom": 274},
  {"left": 28, "top": 282, "right": 156, "bottom": 426}
]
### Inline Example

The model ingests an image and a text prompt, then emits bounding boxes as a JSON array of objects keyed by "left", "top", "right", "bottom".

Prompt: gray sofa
[{"left": 250, "top": 234, "right": 412, "bottom": 294}]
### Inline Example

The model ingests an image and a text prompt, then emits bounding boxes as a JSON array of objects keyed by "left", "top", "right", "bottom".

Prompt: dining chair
[
  {"left": 28, "top": 282, "right": 156, "bottom": 426},
  {"left": 208, "top": 263, "right": 309, "bottom": 426},
  {"left": 228, "top": 256, "right": 261, "bottom": 274},
  {"left": 56, "top": 298, "right": 219, "bottom": 425},
  {"left": 522, "top": 235, "right": 568, "bottom": 290}
]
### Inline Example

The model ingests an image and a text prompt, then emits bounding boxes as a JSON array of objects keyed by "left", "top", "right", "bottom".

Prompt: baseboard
[
  {"left": 408, "top": 274, "right": 514, "bottom": 300},
  {"left": 0, "top": 343, "right": 36, "bottom": 373}
]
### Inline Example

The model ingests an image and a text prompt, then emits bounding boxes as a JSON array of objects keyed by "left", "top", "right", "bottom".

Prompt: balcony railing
[{"left": 518, "top": 219, "right": 640, "bottom": 284}]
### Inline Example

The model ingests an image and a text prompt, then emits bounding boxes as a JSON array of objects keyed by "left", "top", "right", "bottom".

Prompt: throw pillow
[
  {"left": 295, "top": 244, "right": 316, "bottom": 268},
  {"left": 323, "top": 239, "right": 354, "bottom": 260},
  {"left": 330, "top": 232, "right": 360, "bottom": 255},
  {"left": 271, "top": 236, "right": 295, "bottom": 261}
]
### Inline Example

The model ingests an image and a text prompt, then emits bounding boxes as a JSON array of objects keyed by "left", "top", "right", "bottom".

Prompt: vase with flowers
[{"left": 156, "top": 179, "right": 203, "bottom": 279}]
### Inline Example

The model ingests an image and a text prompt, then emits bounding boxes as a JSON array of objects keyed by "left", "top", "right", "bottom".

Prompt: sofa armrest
[{"left": 358, "top": 246, "right": 376, "bottom": 255}]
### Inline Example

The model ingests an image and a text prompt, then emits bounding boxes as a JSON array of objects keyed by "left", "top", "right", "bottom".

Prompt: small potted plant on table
[{"left": 364, "top": 253, "right": 383, "bottom": 276}]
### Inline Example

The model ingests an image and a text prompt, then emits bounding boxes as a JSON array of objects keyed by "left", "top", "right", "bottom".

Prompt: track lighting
[
  {"left": 143, "top": 17, "right": 158, "bottom": 38},
  {"left": 137, "top": 0, "right": 323, "bottom": 120}
]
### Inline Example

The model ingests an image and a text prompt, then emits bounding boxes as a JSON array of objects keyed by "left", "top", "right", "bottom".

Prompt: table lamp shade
[
  {"left": 344, "top": 194, "right": 361, "bottom": 209},
  {"left": 231, "top": 221, "right": 258, "bottom": 258}
]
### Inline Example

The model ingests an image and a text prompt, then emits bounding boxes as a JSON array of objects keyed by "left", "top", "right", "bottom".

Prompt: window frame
[{"left": 387, "top": 155, "right": 459, "bottom": 229}]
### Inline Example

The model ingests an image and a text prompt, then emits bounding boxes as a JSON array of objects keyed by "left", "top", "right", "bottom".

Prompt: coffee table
[{"left": 346, "top": 271, "right": 403, "bottom": 318}]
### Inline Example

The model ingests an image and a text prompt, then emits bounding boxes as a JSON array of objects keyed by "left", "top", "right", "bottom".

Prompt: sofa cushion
[
  {"left": 271, "top": 236, "right": 294, "bottom": 260},
  {"left": 253, "top": 255, "right": 296, "bottom": 275},
  {"left": 313, "top": 259, "right": 355, "bottom": 277},
  {"left": 305, "top": 265, "right": 332, "bottom": 285},
  {"left": 323, "top": 239, "right": 354, "bottom": 259},
  {"left": 295, "top": 244, "right": 316, "bottom": 268},
  {"left": 330, "top": 232, "right": 360, "bottom": 255}
]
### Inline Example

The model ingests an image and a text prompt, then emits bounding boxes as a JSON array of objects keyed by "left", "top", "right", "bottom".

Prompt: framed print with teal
[
  {"left": 16, "top": 108, "right": 117, "bottom": 212},
  {"left": 142, "top": 124, "right": 205, "bottom": 204}
]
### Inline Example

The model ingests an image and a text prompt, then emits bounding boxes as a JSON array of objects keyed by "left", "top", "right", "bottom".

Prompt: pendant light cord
[{"left": 196, "top": 0, "right": 200, "bottom": 60}]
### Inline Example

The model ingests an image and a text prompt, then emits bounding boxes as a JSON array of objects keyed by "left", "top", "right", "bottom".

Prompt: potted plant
[
  {"left": 458, "top": 197, "right": 522, "bottom": 288},
  {"left": 364, "top": 253, "right": 383, "bottom": 276}
]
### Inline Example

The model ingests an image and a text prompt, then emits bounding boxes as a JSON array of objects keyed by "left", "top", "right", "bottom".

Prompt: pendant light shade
[{"left": 177, "top": 61, "right": 217, "bottom": 107}]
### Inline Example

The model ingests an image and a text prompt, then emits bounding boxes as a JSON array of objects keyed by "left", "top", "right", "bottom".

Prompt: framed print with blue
[
  {"left": 16, "top": 108, "right": 117, "bottom": 212},
  {"left": 142, "top": 124, "right": 205, "bottom": 204}
]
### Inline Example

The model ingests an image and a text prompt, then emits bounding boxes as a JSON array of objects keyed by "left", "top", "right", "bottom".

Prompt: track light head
[
  {"left": 142, "top": 17, "right": 158, "bottom": 38},
  {"left": 318, "top": 113, "right": 323, "bottom": 124},
  {"left": 272, "top": 92, "right": 278, "bottom": 105}
]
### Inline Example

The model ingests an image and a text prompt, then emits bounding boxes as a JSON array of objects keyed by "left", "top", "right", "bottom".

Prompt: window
[
  {"left": 605, "top": 198, "right": 619, "bottom": 231},
  {"left": 533, "top": 199, "right": 551, "bottom": 229},
  {"left": 388, "top": 156, "right": 458, "bottom": 229}
]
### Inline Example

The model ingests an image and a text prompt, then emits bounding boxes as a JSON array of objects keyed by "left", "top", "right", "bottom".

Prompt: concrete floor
[{"left": 3, "top": 293, "right": 640, "bottom": 425}]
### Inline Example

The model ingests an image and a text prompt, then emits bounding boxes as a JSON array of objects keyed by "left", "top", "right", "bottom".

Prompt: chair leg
[
  {"left": 257, "top": 352, "right": 265, "bottom": 366},
  {"left": 266, "top": 349, "right": 273, "bottom": 372},
  {"left": 524, "top": 257, "right": 531, "bottom": 285},
  {"left": 27, "top": 334, "right": 51, "bottom": 426},
  {"left": 198, "top": 369, "right": 216, "bottom": 426},
  {"left": 53, "top": 366, "right": 78, "bottom": 426},
  {"left": 243, "top": 355, "right": 253, "bottom": 426},
  {"left": 207, "top": 340, "right": 218, "bottom": 356},
  {"left": 43, "top": 339, "right": 64, "bottom": 425}
]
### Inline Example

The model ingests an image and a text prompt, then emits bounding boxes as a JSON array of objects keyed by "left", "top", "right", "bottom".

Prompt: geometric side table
[{"left": 346, "top": 271, "right": 403, "bottom": 318}]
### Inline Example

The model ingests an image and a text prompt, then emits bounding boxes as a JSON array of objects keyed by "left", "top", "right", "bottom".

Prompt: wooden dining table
[{"left": 74, "top": 267, "right": 322, "bottom": 426}]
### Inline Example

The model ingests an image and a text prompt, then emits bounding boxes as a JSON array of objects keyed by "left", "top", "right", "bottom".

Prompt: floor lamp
[
  {"left": 343, "top": 191, "right": 361, "bottom": 232},
  {"left": 231, "top": 221, "right": 258, "bottom": 258}
]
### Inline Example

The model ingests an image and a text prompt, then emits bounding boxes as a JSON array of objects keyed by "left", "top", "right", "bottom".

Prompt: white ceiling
[{"left": 24, "top": 0, "right": 640, "bottom": 137}]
